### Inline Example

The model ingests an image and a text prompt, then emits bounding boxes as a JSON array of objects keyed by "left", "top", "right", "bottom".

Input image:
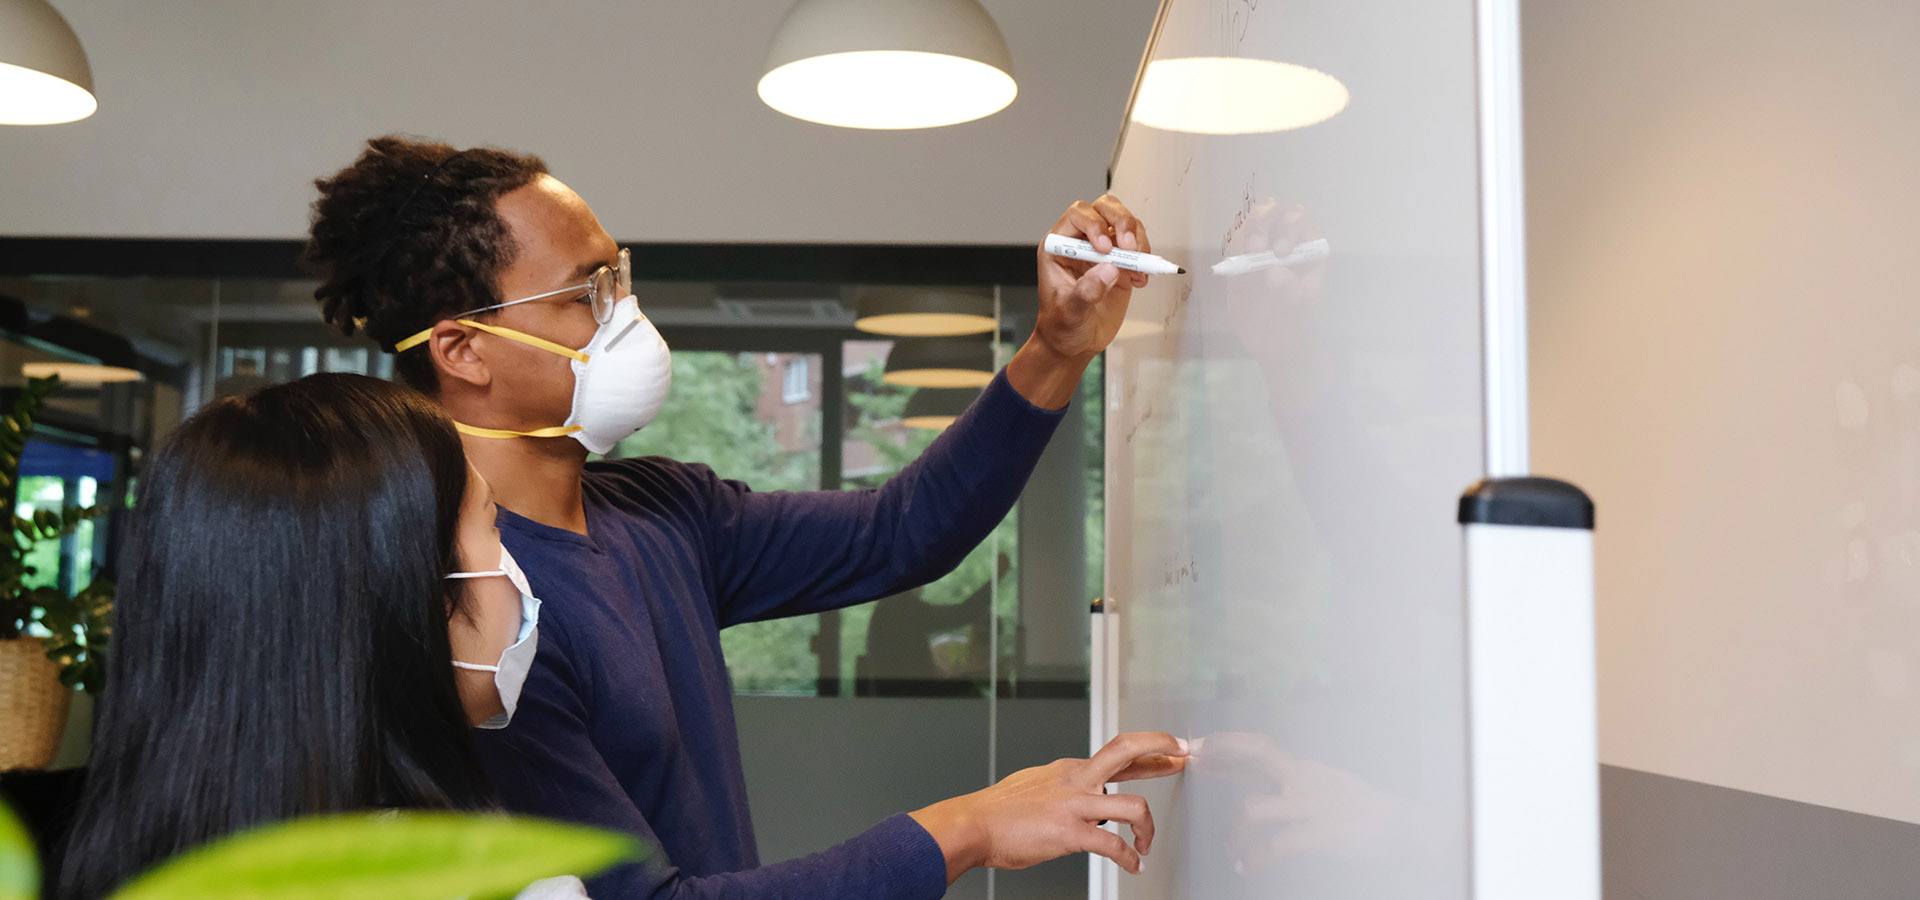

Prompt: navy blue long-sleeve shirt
[{"left": 472, "top": 370, "right": 1066, "bottom": 898}]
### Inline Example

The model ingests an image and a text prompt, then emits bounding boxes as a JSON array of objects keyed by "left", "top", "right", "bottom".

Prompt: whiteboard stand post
[{"left": 1459, "top": 477, "right": 1599, "bottom": 900}]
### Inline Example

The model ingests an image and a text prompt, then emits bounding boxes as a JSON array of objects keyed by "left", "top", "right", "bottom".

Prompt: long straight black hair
[{"left": 59, "top": 373, "right": 491, "bottom": 899}]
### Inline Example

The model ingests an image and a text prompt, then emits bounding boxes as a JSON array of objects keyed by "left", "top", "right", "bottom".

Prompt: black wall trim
[
  {"left": 0, "top": 238, "right": 1036, "bottom": 285},
  {"left": 1458, "top": 476, "right": 1595, "bottom": 529},
  {"left": 0, "top": 238, "right": 307, "bottom": 280},
  {"left": 631, "top": 243, "right": 1034, "bottom": 285}
]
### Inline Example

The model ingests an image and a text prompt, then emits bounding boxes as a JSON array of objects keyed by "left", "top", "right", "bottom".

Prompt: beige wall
[
  {"left": 0, "top": 0, "right": 1157, "bottom": 244},
  {"left": 1527, "top": 0, "right": 1920, "bottom": 823}
]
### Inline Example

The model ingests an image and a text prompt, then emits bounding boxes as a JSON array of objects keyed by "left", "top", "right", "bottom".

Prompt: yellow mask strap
[
  {"left": 390, "top": 318, "right": 591, "bottom": 442},
  {"left": 454, "top": 422, "right": 584, "bottom": 441},
  {"left": 392, "top": 319, "right": 591, "bottom": 365}
]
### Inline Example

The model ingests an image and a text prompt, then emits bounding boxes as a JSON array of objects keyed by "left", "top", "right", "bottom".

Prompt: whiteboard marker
[
  {"left": 1044, "top": 233, "right": 1186, "bottom": 275},
  {"left": 1210, "top": 238, "right": 1331, "bottom": 276}
]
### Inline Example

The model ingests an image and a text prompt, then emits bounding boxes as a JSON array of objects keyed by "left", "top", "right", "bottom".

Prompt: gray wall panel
[{"left": 1602, "top": 766, "right": 1920, "bottom": 900}]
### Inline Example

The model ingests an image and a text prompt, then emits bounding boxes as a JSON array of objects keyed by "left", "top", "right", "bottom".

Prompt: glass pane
[
  {"left": 15, "top": 442, "right": 119, "bottom": 595},
  {"left": 841, "top": 339, "right": 1010, "bottom": 698},
  {"left": 321, "top": 346, "right": 368, "bottom": 375},
  {"left": 610, "top": 350, "right": 823, "bottom": 695},
  {"left": 1082, "top": 355, "right": 1104, "bottom": 607},
  {"left": 74, "top": 477, "right": 98, "bottom": 580},
  {"left": 17, "top": 475, "right": 66, "bottom": 592}
]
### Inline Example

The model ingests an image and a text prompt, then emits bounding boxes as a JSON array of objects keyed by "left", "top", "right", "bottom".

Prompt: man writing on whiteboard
[{"left": 302, "top": 136, "right": 1187, "bottom": 898}]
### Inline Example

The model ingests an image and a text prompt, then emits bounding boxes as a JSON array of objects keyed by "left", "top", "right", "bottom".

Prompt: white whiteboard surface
[{"left": 1104, "top": 0, "right": 1490, "bottom": 896}]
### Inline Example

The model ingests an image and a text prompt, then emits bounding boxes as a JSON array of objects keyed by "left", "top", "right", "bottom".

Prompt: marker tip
[{"left": 1175, "top": 267, "right": 1186, "bottom": 275}]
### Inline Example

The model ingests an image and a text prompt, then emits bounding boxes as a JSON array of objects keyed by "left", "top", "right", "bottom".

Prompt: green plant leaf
[
  {"left": 0, "top": 802, "right": 36, "bottom": 900},
  {"left": 112, "top": 812, "right": 643, "bottom": 900}
]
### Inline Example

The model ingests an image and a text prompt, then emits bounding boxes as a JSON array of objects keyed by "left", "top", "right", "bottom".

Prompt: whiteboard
[{"left": 1104, "top": 0, "right": 1494, "bottom": 896}]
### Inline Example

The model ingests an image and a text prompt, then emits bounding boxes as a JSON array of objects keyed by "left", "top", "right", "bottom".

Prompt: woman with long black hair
[{"left": 56, "top": 373, "right": 570, "bottom": 898}]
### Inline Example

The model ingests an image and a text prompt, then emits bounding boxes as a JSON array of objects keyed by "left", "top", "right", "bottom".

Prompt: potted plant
[
  {"left": 1, "top": 798, "right": 641, "bottom": 900},
  {"left": 0, "top": 376, "right": 114, "bottom": 772}
]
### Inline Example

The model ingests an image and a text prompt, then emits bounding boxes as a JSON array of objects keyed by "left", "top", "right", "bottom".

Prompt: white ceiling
[{"left": 0, "top": 0, "right": 1160, "bottom": 244}]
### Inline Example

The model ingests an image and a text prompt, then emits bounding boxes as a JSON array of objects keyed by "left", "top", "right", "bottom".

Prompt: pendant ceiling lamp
[
  {"left": 883, "top": 337, "right": 994, "bottom": 389},
  {"left": 854, "top": 287, "right": 996, "bottom": 337},
  {"left": 902, "top": 388, "right": 979, "bottom": 431},
  {"left": 0, "top": 0, "right": 96, "bottom": 125},
  {"left": 759, "top": 0, "right": 1017, "bottom": 130}
]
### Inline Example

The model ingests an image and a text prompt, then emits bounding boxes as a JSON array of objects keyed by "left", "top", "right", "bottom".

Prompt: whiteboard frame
[
  {"left": 1474, "top": 0, "right": 1530, "bottom": 476},
  {"left": 1106, "top": 0, "right": 1174, "bottom": 188},
  {"left": 1100, "top": 1, "right": 1596, "bottom": 899},
  {"left": 1104, "top": 0, "right": 1531, "bottom": 476}
]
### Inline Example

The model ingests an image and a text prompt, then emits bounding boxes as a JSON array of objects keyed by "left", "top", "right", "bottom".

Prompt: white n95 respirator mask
[
  {"left": 396, "top": 293, "right": 674, "bottom": 454},
  {"left": 562, "top": 294, "right": 674, "bottom": 454},
  {"left": 446, "top": 546, "right": 541, "bottom": 730}
]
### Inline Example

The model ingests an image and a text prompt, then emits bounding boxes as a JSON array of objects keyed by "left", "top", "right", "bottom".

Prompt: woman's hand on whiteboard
[
  {"left": 907, "top": 730, "right": 1189, "bottom": 883},
  {"left": 1008, "top": 195, "right": 1155, "bottom": 408}
]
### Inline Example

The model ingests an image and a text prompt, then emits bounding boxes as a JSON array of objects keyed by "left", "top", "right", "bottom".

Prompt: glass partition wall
[{"left": 0, "top": 245, "right": 1096, "bottom": 899}]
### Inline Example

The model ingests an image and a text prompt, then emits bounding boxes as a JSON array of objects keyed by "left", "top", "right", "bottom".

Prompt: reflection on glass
[
  {"left": 841, "top": 339, "right": 1013, "bottom": 697},
  {"left": 899, "top": 387, "right": 979, "bottom": 431},
  {"left": 1188, "top": 732, "right": 1401, "bottom": 873},
  {"left": 856, "top": 556, "right": 1006, "bottom": 695},
  {"left": 20, "top": 362, "right": 143, "bottom": 384},
  {"left": 1212, "top": 238, "right": 1330, "bottom": 277},
  {"left": 1132, "top": 57, "right": 1349, "bottom": 135}
]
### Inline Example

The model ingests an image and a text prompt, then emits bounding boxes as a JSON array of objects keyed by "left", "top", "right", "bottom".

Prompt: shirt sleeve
[
  {"left": 696, "top": 368, "right": 1067, "bottom": 627},
  {"left": 470, "top": 618, "right": 949, "bottom": 900}
]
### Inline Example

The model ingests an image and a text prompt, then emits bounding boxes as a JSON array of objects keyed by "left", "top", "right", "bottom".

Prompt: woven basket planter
[{"left": 0, "top": 638, "right": 71, "bottom": 771}]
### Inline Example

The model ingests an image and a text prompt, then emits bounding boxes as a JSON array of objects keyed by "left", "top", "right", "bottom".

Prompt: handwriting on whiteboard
[
  {"left": 1163, "top": 555, "right": 1202, "bottom": 589},
  {"left": 1218, "top": 175, "right": 1258, "bottom": 259},
  {"left": 1158, "top": 282, "right": 1195, "bottom": 334},
  {"left": 1217, "top": 0, "right": 1261, "bottom": 55},
  {"left": 1124, "top": 396, "right": 1157, "bottom": 447}
]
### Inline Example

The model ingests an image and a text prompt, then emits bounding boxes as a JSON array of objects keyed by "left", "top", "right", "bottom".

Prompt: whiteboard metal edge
[
  {"left": 1462, "top": 523, "right": 1601, "bottom": 900},
  {"left": 1101, "top": 602, "right": 1120, "bottom": 900},
  {"left": 1476, "top": 0, "right": 1530, "bottom": 476},
  {"left": 1106, "top": 0, "right": 1174, "bottom": 189},
  {"left": 1088, "top": 599, "right": 1110, "bottom": 900}
]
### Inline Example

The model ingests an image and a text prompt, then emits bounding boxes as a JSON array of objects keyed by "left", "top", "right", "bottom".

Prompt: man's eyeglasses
[{"left": 457, "top": 248, "right": 630, "bottom": 324}]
